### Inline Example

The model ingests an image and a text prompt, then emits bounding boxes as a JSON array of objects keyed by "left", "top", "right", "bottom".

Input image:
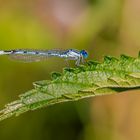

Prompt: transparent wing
[
  {"left": 7, "top": 49, "right": 70, "bottom": 62},
  {"left": 9, "top": 54, "right": 48, "bottom": 62}
]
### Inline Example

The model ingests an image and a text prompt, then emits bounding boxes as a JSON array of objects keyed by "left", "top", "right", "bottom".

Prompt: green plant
[{"left": 0, "top": 53, "right": 140, "bottom": 121}]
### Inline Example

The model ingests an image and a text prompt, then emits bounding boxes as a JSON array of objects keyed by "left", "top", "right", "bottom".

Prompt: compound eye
[{"left": 81, "top": 50, "right": 88, "bottom": 58}]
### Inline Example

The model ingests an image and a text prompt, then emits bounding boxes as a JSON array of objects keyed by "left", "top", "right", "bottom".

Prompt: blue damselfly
[{"left": 0, "top": 49, "right": 88, "bottom": 66}]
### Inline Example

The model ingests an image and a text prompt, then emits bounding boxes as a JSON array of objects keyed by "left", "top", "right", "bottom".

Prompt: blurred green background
[{"left": 0, "top": 0, "right": 140, "bottom": 140}]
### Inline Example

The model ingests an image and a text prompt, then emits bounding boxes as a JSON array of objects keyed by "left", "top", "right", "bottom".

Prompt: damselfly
[{"left": 0, "top": 49, "right": 88, "bottom": 66}]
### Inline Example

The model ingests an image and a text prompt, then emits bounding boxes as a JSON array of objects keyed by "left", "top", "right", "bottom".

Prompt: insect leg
[
  {"left": 75, "top": 57, "right": 81, "bottom": 66},
  {"left": 81, "top": 56, "right": 87, "bottom": 64}
]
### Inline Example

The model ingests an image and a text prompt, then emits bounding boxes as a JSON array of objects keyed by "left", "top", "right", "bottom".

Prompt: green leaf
[{"left": 0, "top": 53, "right": 140, "bottom": 121}]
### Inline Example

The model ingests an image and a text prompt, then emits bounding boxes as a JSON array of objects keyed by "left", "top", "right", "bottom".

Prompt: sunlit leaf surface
[{"left": 0, "top": 52, "right": 140, "bottom": 121}]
